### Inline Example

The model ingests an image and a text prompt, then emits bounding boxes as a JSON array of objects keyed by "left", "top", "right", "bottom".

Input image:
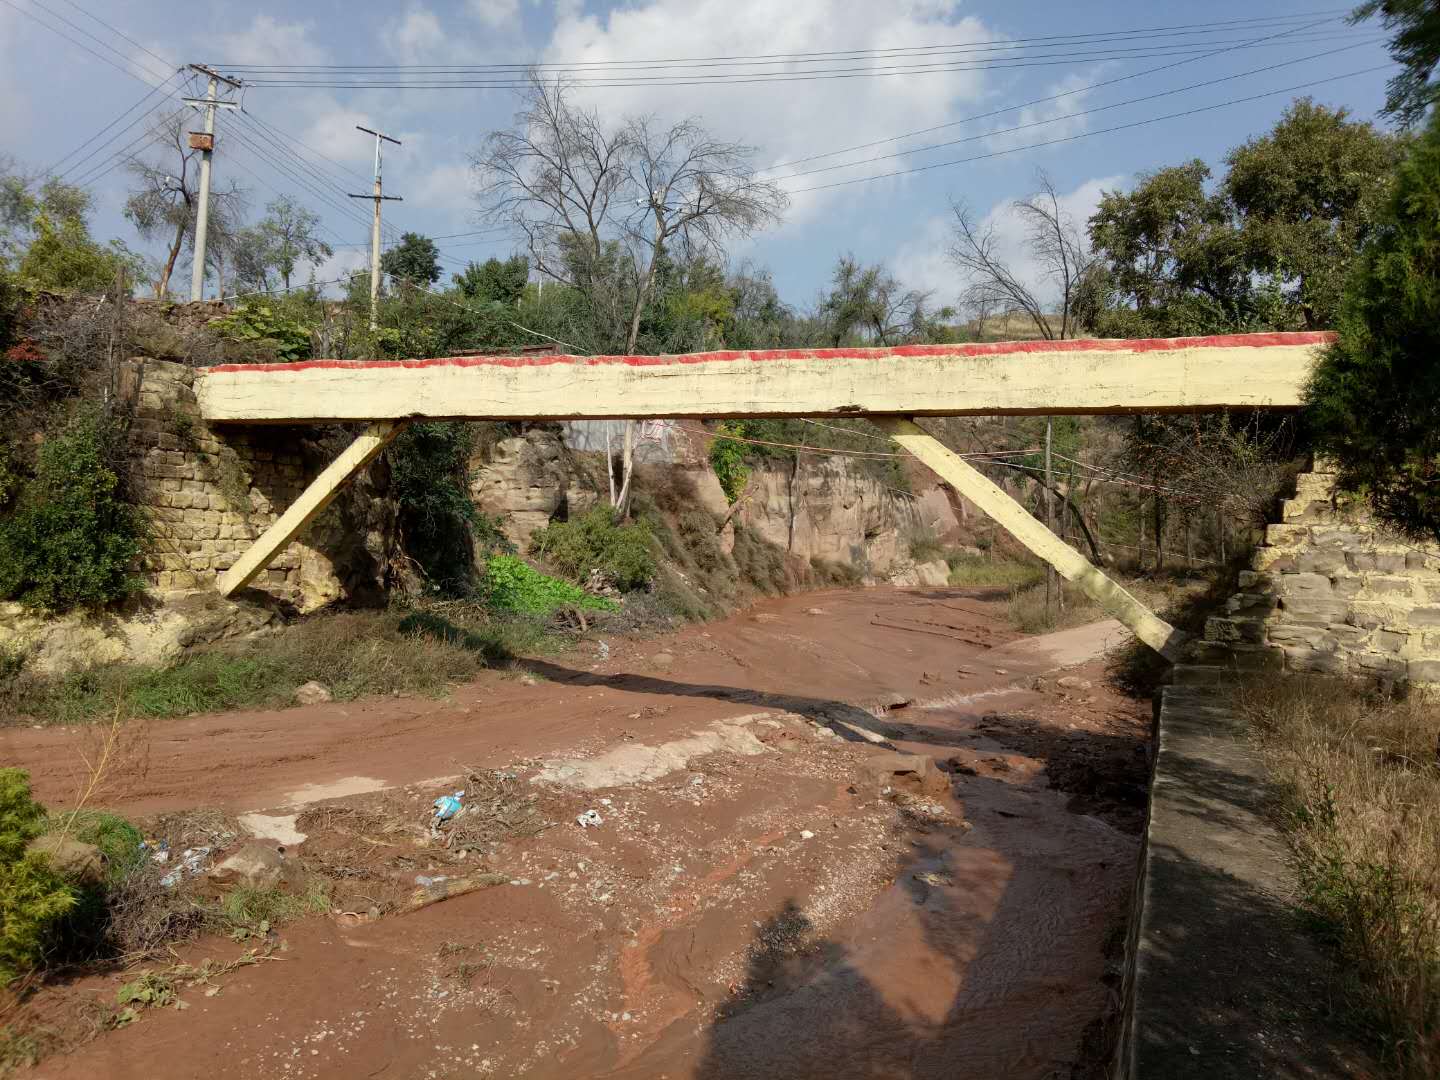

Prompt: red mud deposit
[{"left": 12, "top": 588, "right": 1149, "bottom": 1080}]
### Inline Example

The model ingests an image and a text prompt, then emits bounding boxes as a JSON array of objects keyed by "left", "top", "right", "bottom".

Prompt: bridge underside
[{"left": 201, "top": 332, "right": 1330, "bottom": 660}]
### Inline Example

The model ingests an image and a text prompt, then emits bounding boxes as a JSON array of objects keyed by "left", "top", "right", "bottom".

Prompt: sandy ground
[{"left": 7, "top": 587, "right": 1151, "bottom": 1080}]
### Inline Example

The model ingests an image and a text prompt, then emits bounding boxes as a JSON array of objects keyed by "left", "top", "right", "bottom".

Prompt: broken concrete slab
[{"left": 534, "top": 722, "right": 769, "bottom": 791}]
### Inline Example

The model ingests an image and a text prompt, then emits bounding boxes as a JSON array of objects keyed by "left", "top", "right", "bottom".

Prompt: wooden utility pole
[
  {"left": 184, "top": 64, "right": 240, "bottom": 302},
  {"left": 349, "top": 126, "right": 403, "bottom": 331}
]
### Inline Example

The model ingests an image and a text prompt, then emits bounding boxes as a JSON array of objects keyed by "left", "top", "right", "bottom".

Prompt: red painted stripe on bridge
[{"left": 206, "top": 331, "right": 1335, "bottom": 375}]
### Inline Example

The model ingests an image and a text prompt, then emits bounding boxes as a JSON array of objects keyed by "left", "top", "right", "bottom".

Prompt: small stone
[
  {"left": 294, "top": 680, "right": 332, "bottom": 705},
  {"left": 28, "top": 836, "right": 106, "bottom": 885},
  {"left": 1056, "top": 676, "right": 1092, "bottom": 691},
  {"left": 800, "top": 830, "right": 815, "bottom": 840},
  {"left": 993, "top": 668, "right": 1008, "bottom": 675},
  {"left": 650, "top": 651, "right": 675, "bottom": 671},
  {"left": 207, "top": 840, "right": 285, "bottom": 890}
]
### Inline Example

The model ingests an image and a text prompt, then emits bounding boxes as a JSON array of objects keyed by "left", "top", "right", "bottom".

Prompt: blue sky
[{"left": 0, "top": 1, "right": 1398, "bottom": 311}]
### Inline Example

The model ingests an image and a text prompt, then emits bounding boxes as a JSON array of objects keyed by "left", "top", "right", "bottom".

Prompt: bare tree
[
  {"left": 124, "top": 114, "right": 243, "bottom": 299},
  {"left": 474, "top": 73, "right": 787, "bottom": 512},
  {"left": 948, "top": 170, "right": 1094, "bottom": 341}
]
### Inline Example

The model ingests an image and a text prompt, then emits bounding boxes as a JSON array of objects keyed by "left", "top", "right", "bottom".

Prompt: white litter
[{"left": 576, "top": 809, "right": 604, "bottom": 829}]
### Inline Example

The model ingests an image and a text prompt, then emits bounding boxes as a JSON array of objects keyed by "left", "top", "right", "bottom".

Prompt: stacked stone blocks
[
  {"left": 126, "top": 359, "right": 312, "bottom": 603},
  {"left": 1197, "top": 468, "right": 1440, "bottom": 685}
]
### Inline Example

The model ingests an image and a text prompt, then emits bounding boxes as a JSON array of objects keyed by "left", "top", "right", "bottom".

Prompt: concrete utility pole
[
  {"left": 348, "top": 126, "right": 402, "bottom": 330},
  {"left": 184, "top": 64, "right": 241, "bottom": 302}
]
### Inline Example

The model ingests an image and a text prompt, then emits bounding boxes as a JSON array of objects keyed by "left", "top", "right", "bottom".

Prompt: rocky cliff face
[{"left": 469, "top": 428, "right": 960, "bottom": 583}]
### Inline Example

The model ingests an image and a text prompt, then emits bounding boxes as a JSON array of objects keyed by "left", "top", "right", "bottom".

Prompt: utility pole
[
  {"left": 349, "top": 126, "right": 402, "bottom": 330},
  {"left": 1044, "top": 418, "right": 1057, "bottom": 615},
  {"left": 184, "top": 64, "right": 241, "bottom": 302}
]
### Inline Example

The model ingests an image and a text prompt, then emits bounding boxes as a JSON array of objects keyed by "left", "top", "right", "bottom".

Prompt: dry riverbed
[{"left": 4, "top": 588, "right": 1150, "bottom": 1079}]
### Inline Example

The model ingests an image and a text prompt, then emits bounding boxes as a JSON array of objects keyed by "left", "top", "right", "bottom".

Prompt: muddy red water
[{"left": 7, "top": 588, "right": 1149, "bottom": 1080}]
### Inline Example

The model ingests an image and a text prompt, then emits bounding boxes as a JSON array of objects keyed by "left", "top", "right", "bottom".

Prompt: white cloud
[
  {"left": 408, "top": 161, "right": 475, "bottom": 211},
  {"left": 469, "top": 0, "right": 521, "bottom": 30},
  {"left": 391, "top": 8, "right": 448, "bottom": 64},
  {"left": 984, "top": 72, "right": 1099, "bottom": 152},
  {"left": 541, "top": 0, "right": 1002, "bottom": 224},
  {"left": 210, "top": 15, "right": 328, "bottom": 67},
  {"left": 893, "top": 173, "right": 1126, "bottom": 309}
]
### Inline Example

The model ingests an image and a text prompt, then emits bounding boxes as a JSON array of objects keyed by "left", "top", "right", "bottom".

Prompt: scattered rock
[
  {"left": 28, "top": 835, "right": 105, "bottom": 885},
  {"left": 650, "top": 651, "right": 675, "bottom": 671},
  {"left": 207, "top": 840, "right": 285, "bottom": 890},
  {"left": 1056, "top": 675, "right": 1093, "bottom": 691},
  {"left": 805, "top": 607, "right": 826, "bottom": 616},
  {"left": 993, "top": 668, "right": 1009, "bottom": 676},
  {"left": 858, "top": 751, "right": 950, "bottom": 799},
  {"left": 800, "top": 830, "right": 815, "bottom": 840},
  {"left": 295, "top": 680, "right": 333, "bottom": 705}
]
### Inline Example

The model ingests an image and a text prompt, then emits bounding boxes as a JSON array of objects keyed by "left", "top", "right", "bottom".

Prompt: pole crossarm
[
  {"left": 196, "top": 332, "right": 1331, "bottom": 424},
  {"left": 873, "top": 417, "right": 1187, "bottom": 661}
]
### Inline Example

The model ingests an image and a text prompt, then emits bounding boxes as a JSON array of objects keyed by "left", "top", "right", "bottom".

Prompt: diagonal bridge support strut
[
  {"left": 873, "top": 417, "right": 1186, "bottom": 662},
  {"left": 217, "top": 420, "right": 409, "bottom": 598}
]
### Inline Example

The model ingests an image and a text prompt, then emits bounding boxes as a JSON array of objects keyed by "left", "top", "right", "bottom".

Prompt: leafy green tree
[
  {"left": 17, "top": 213, "right": 143, "bottom": 295},
  {"left": 1355, "top": 0, "right": 1440, "bottom": 126},
  {"left": 453, "top": 255, "right": 528, "bottom": 304},
  {"left": 257, "top": 196, "right": 332, "bottom": 291},
  {"left": 380, "top": 232, "right": 441, "bottom": 287},
  {"left": 1305, "top": 108, "right": 1440, "bottom": 540},
  {"left": 1226, "top": 99, "right": 1406, "bottom": 329},
  {"left": 1084, "top": 101, "right": 1402, "bottom": 335}
]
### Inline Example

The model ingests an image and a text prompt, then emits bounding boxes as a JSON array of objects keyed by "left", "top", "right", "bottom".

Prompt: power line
[
  {"left": 222, "top": 125, "right": 378, "bottom": 240},
  {"left": 230, "top": 113, "right": 390, "bottom": 238},
  {"left": 7, "top": 0, "right": 173, "bottom": 85},
  {"left": 51, "top": 0, "right": 177, "bottom": 73},
  {"left": 784, "top": 63, "right": 1391, "bottom": 193},
  {"left": 46, "top": 71, "right": 182, "bottom": 179},
  {"left": 218, "top": 11, "right": 1350, "bottom": 71},
  {"left": 781, "top": 38, "right": 1374, "bottom": 181},
  {"left": 242, "top": 110, "right": 372, "bottom": 190},
  {"left": 763, "top": 13, "right": 1338, "bottom": 173},
  {"left": 231, "top": 35, "right": 1377, "bottom": 89},
  {"left": 0, "top": 0, "right": 172, "bottom": 87},
  {"left": 67, "top": 106, "right": 186, "bottom": 189}
]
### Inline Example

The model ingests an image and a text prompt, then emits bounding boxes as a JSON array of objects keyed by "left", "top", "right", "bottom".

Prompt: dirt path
[{"left": 13, "top": 588, "right": 1150, "bottom": 1080}]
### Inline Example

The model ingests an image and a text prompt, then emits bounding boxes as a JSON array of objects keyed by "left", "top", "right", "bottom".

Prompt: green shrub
[
  {"left": 0, "top": 770, "right": 75, "bottom": 984},
  {"left": 947, "top": 554, "right": 1045, "bottom": 588},
  {"left": 209, "top": 302, "right": 312, "bottom": 362},
  {"left": 530, "top": 506, "right": 655, "bottom": 591},
  {"left": 389, "top": 422, "right": 509, "bottom": 598},
  {"left": 482, "top": 555, "right": 617, "bottom": 616},
  {"left": 0, "top": 410, "right": 145, "bottom": 613},
  {"left": 907, "top": 531, "right": 947, "bottom": 563},
  {"left": 708, "top": 422, "right": 751, "bottom": 503},
  {"left": 49, "top": 811, "right": 143, "bottom": 885},
  {"left": 1305, "top": 107, "right": 1440, "bottom": 540}
]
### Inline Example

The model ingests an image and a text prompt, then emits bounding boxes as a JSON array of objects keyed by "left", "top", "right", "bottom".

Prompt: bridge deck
[{"left": 196, "top": 332, "right": 1330, "bottom": 423}]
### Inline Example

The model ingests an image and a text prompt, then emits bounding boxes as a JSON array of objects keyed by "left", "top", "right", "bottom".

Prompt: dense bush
[
  {"left": 0, "top": 769, "right": 74, "bottom": 985},
  {"left": 530, "top": 506, "right": 656, "bottom": 591},
  {"left": 1306, "top": 108, "right": 1440, "bottom": 540},
  {"left": 209, "top": 302, "right": 313, "bottom": 362},
  {"left": 0, "top": 409, "right": 145, "bottom": 612},
  {"left": 389, "top": 422, "right": 509, "bottom": 597},
  {"left": 482, "top": 554, "right": 618, "bottom": 616},
  {"left": 708, "top": 422, "right": 751, "bottom": 503}
]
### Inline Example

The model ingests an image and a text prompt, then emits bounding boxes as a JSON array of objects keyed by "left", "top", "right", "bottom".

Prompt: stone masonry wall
[
  {"left": 127, "top": 359, "right": 397, "bottom": 611},
  {"left": 1196, "top": 466, "right": 1440, "bottom": 685}
]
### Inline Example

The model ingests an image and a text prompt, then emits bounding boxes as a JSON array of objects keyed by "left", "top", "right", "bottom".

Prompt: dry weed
[{"left": 1235, "top": 674, "right": 1440, "bottom": 1077}]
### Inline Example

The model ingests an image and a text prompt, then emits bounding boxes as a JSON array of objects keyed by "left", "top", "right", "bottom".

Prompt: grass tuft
[{"left": 1235, "top": 674, "right": 1440, "bottom": 1077}]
